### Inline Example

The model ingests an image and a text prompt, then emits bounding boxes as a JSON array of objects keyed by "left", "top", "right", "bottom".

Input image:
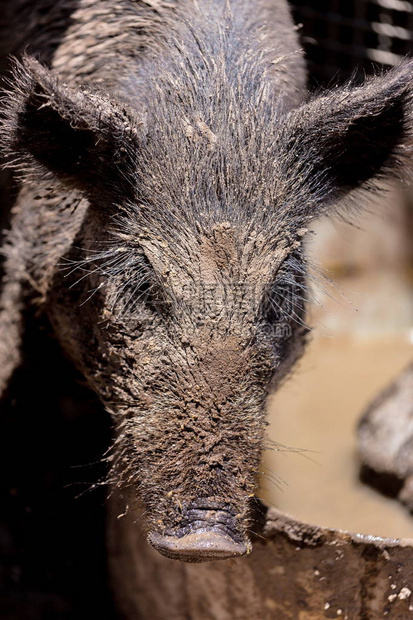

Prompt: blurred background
[
  {"left": 1, "top": 1, "right": 413, "bottom": 618},
  {"left": 292, "top": 0, "right": 413, "bottom": 85},
  {"left": 261, "top": 0, "right": 413, "bottom": 551}
]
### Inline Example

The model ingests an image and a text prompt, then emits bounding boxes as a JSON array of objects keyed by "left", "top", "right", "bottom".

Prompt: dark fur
[{"left": 0, "top": 0, "right": 412, "bottom": 560}]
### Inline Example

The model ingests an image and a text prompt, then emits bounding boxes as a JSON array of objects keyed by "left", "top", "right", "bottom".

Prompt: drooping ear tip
[
  {"left": 2, "top": 56, "right": 40, "bottom": 105},
  {"left": 394, "top": 58, "right": 413, "bottom": 116},
  {"left": 398, "top": 55, "right": 413, "bottom": 72},
  {"left": 18, "top": 54, "right": 57, "bottom": 94},
  {"left": 1, "top": 54, "right": 57, "bottom": 110},
  {"left": 0, "top": 55, "right": 56, "bottom": 164},
  {"left": 362, "top": 57, "right": 413, "bottom": 124},
  {"left": 386, "top": 57, "right": 413, "bottom": 90}
]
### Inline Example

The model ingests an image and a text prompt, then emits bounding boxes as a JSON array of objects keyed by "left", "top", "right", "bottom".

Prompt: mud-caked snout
[{"left": 148, "top": 502, "right": 251, "bottom": 562}]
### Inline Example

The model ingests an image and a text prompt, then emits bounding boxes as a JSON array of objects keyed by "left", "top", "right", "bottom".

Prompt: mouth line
[
  {"left": 149, "top": 528, "right": 249, "bottom": 562},
  {"left": 164, "top": 504, "right": 245, "bottom": 543}
]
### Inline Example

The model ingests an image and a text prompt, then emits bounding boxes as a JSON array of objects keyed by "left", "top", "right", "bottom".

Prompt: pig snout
[{"left": 148, "top": 503, "right": 251, "bottom": 562}]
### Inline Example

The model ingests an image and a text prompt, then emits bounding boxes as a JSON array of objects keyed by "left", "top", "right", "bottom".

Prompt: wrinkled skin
[{"left": 0, "top": 0, "right": 412, "bottom": 561}]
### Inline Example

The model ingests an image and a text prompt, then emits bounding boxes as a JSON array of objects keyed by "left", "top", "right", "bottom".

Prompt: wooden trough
[{"left": 107, "top": 493, "right": 413, "bottom": 620}]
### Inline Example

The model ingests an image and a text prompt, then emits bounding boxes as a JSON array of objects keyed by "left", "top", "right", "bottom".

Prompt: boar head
[{"left": 1, "top": 54, "right": 412, "bottom": 561}]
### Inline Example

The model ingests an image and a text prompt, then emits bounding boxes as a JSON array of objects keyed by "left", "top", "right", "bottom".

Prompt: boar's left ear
[
  {"left": 1, "top": 55, "right": 141, "bottom": 204},
  {"left": 283, "top": 60, "right": 413, "bottom": 212}
]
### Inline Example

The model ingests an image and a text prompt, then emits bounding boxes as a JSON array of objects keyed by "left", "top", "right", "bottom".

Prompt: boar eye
[
  {"left": 119, "top": 260, "right": 166, "bottom": 314},
  {"left": 104, "top": 250, "right": 167, "bottom": 316},
  {"left": 264, "top": 270, "right": 307, "bottom": 327}
]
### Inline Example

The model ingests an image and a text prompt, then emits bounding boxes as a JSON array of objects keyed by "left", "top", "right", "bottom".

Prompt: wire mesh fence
[{"left": 290, "top": 0, "right": 413, "bottom": 85}]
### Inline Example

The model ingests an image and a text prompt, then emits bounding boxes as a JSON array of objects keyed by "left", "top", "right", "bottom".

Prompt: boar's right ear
[
  {"left": 1, "top": 56, "right": 142, "bottom": 204},
  {"left": 282, "top": 60, "right": 413, "bottom": 215}
]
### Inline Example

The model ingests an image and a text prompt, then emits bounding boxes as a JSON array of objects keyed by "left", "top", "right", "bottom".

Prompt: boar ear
[
  {"left": 284, "top": 60, "right": 413, "bottom": 210},
  {"left": 1, "top": 56, "right": 141, "bottom": 203}
]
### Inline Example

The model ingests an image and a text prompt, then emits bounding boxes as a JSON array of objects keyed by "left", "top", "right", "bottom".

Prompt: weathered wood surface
[{"left": 108, "top": 492, "right": 413, "bottom": 619}]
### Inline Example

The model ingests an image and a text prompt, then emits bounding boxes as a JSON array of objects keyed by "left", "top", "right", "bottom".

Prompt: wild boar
[{"left": 0, "top": 0, "right": 412, "bottom": 562}]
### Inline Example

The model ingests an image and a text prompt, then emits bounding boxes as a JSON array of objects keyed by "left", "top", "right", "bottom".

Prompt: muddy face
[{"left": 48, "top": 208, "right": 307, "bottom": 561}]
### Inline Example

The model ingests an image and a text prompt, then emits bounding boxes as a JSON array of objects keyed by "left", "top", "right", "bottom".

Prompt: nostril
[
  {"left": 148, "top": 530, "right": 249, "bottom": 562},
  {"left": 148, "top": 500, "right": 250, "bottom": 561},
  {"left": 179, "top": 503, "right": 242, "bottom": 540}
]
